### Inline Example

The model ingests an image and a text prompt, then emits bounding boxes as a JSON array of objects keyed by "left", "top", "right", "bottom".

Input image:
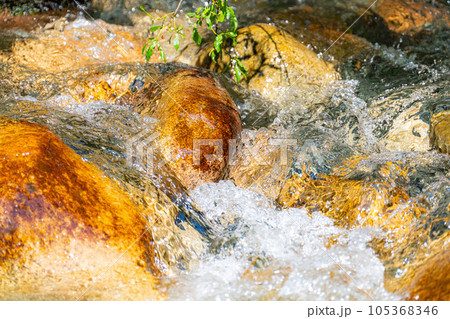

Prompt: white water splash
[{"left": 166, "top": 181, "right": 398, "bottom": 301}]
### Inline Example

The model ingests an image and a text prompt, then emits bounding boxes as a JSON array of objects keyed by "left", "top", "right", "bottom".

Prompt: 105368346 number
[{"left": 368, "top": 305, "right": 438, "bottom": 316}]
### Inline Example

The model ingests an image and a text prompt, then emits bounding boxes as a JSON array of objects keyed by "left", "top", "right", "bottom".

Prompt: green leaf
[
  {"left": 193, "top": 28, "right": 202, "bottom": 45},
  {"left": 234, "top": 63, "right": 243, "bottom": 83},
  {"left": 236, "top": 59, "right": 247, "bottom": 76},
  {"left": 142, "top": 41, "right": 150, "bottom": 55},
  {"left": 230, "top": 16, "right": 238, "bottom": 31},
  {"left": 214, "top": 34, "right": 223, "bottom": 53},
  {"left": 225, "top": 7, "right": 231, "bottom": 19},
  {"left": 149, "top": 26, "right": 161, "bottom": 33},
  {"left": 218, "top": 11, "right": 225, "bottom": 23},
  {"left": 160, "top": 48, "right": 166, "bottom": 62},
  {"left": 173, "top": 35, "right": 180, "bottom": 51},
  {"left": 210, "top": 50, "right": 216, "bottom": 63},
  {"left": 145, "top": 42, "right": 156, "bottom": 61}
]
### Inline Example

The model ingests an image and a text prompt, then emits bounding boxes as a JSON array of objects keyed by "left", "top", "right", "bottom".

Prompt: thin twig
[{"left": 174, "top": 0, "right": 184, "bottom": 16}]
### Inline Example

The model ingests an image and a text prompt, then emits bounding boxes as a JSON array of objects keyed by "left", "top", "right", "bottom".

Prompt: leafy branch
[{"left": 141, "top": 0, "right": 247, "bottom": 82}]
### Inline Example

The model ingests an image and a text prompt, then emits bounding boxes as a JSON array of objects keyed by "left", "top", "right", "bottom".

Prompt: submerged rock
[
  {"left": 373, "top": 0, "right": 449, "bottom": 36},
  {"left": 197, "top": 24, "right": 339, "bottom": 105},
  {"left": 404, "top": 249, "right": 450, "bottom": 301},
  {"left": 134, "top": 64, "right": 242, "bottom": 190},
  {"left": 277, "top": 170, "right": 425, "bottom": 236},
  {"left": 385, "top": 232, "right": 450, "bottom": 301},
  {"left": 269, "top": 5, "right": 372, "bottom": 64},
  {"left": 0, "top": 120, "right": 162, "bottom": 300},
  {"left": 382, "top": 104, "right": 430, "bottom": 152},
  {"left": 6, "top": 17, "right": 149, "bottom": 72},
  {"left": 355, "top": 0, "right": 450, "bottom": 45},
  {"left": 430, "top": 110, "right": 450, "bottom": 154}
]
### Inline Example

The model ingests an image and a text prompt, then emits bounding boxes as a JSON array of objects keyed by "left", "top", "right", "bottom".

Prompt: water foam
[{"left": 166, "top": 181, "right": 398, "bottom": 300}]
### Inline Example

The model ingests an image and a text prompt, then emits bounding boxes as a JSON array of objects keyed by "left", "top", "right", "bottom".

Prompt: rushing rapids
[{"left": 0, "top": 0, "right": 449, "bottom": 300}]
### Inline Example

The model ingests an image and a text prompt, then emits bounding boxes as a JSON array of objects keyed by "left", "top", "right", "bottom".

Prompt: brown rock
[
  {"left": 8, "top": 18, "right": 150, "bottom": 72},
  {"left": 269, "top": 6, "right": 372, "bottom": 63},
  {"left": 373, "top": 0, "right": 449, "bottom": 36},
  {"left": 404, "top": 249, "right": 450, "bottom": 301},
  {"left": 355, "top": 0, "right": 450, "bottom": 44},
  {"left": 197, "top": 24, "right": 339, "bottom": 104},
  {"left": 134, "top": 66, "right": 242, "bottom": 190},
  {"left": 277, "top": 170, "right": 425, "bottom": 235},
  {"left": 385, "top": 233, "right": 450, "bottom": 301},
  {"left": 0, "top": 120, "right": 161, "bottom": 300},
  {"left": 430, "top": 110, "right": 450, "bottom": 154}
]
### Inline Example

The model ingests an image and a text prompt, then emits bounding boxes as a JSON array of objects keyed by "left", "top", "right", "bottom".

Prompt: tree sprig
[{"left": 141, "top": 0, "right": 246, "bottom": 82}]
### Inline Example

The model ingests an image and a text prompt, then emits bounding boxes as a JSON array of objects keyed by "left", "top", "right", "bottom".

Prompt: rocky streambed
[{"left": 0, "top": 0, "right": 449, "bottom": 301}]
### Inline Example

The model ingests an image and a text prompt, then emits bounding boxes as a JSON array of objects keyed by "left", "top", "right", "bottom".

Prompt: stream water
[{"left": 0, "top": 0, "right": 449, "bottom": 300}]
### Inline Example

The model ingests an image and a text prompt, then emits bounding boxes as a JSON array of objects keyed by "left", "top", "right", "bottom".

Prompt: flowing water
[{"left": 0, "top": 0, "right": 449, "bottom": 300}]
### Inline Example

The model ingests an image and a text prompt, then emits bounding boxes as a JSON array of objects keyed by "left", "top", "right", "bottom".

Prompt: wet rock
[
  {"left": 373, "top": 0, "right": 449, "bottom": 36},
  {"left": 0, "top": 1, "right": 81, "bottom": 14},
  {"left": 8, "top": 16, "right": 149, "bottom": 72},
  {"left": 229, "top": 127, "right": 294, "bottom": 201},
  {"left": 404, "top": 249, "right": 450, "bottom": 301},
  {"left": 43, "top": 16, "right": 68, "bottom": 32},
  {"left": 89, "top": 0, "right": 137, "bottom": 25},
  {"left": 385, "top": 232, "right": 450, "bottom": 301},
  {"left": 277, "top": 170, "right": 425, "bottom": 236},
  {"left": 0, "top": 120, "right": 161, "bottom": 300},
  {"left": 134, "top": 64, "right": 242, "bottom": 190},
  {"left": 354, "top": 0, "right": 450, "bottom": 45},
  {"left": 365, "top": 84, "right": 440, "bottom": 152},
  {"left": 0, "top": 9, "right": 74, "bottom": 54},
  {"left": 197, "top": 24, "right": 339, "bottom": 105},
  {"left": 269, "top": 6, "right": 372, "bottom": 64},
  {"left": 430, "top": 110, "right": 450, "bottom": 154},
  {"left": 67, "top": 67, "right": 138, "bottom": 103},
  {"left": 382, "top": 104, "right": 430, "bottom": 152}
]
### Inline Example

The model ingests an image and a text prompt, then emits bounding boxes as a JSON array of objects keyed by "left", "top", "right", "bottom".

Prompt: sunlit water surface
[{"left": 0, "top": 0, "right": 449, "bottom": 300}]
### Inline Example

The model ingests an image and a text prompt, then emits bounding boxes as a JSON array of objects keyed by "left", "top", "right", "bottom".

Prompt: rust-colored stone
[
  {"left": 134, "top": 67, "right": 242, "bottom": 190},
  {"left": 404, "top": 249, "right": 450, "bottom": 301},
  {"left": 277, "top": 170, "right": 424, "bottom": 235},
  {"left": 0, "top": 120, "right": 161, "bottom": 299},
  {"left": 373, "top": 0, "right": 449, "bottom": 36},
  {"left": 385, "top": 233, "right": 450, "bottom": 301}
]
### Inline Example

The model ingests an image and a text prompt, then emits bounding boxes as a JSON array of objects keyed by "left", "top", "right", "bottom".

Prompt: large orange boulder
[
  {"left": 134, "top": 66, "right": 242, "bottom": 190},
  {"left": 404, "top": 249, "right": 450, "bottom": 301},
  {"left": 0, "top": 120, "right": 161, "bottom": 300}
]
